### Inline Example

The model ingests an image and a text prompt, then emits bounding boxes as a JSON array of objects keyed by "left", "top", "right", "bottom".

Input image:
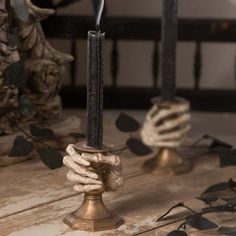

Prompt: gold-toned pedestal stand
[
  {"left": 63, "top": 142, "right": 124, "bottom": 231},
  {"left": 143, "top": 147, "right": 192, "bottom": 175},
  {"left": 143, "top": 98, "right": 192, "bottom": 175}
]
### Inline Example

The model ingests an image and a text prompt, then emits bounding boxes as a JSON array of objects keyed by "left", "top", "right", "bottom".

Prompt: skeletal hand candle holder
[
  {"left": 63, "top": 0, "right": 124, "bottom": 231},
  {"left": 63, "top": 143, "right": 124, "bottom": 231},
  {"left": 141, "top": 97, "right": 192, "bottom": 175}
]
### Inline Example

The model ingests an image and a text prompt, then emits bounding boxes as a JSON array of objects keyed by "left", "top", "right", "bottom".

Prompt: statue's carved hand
[
  {"left": 141, "top": 102, "right": 191, "bottom": 148},
  {"left": 63, "top": 144, "right": 124, "bottom": 193}
]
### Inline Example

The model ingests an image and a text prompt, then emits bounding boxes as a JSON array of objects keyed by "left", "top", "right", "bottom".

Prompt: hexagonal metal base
[
  {"left": 64, "top": 194, "right": 124, "bottom": 231},
  {"left": 64, "top": 195, "right": 124, "bottom": 232},
  {"left": 64, "top": 212, "right": 124, "bottom": 232}
]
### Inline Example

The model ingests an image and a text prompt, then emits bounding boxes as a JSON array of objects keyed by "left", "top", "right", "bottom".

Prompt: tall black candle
[
  {"left": 87, "top": 0, "right": 105, "bottom": 149},
  {"left": 161, "top": 0, "right": 178, "bottom": 101}
]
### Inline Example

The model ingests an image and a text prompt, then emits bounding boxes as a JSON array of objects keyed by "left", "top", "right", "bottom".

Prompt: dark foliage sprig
[
  {"left": 115, "top": 113, "right": 236, "bottom": 235},
  {"left": 115, "top": 113, "right": 153, "bottom": 156},
  {"left": 193, "top": 134, "right": 236, "bottom": 168},
  {"left": 6, "top": 115, "right": 85, "bottom": 169},
  {"left": 3, "top": 1, "right": 86, "bottom": 169},
  {"left": 157, "top": 178, "right": 236, "bottom": 236}
]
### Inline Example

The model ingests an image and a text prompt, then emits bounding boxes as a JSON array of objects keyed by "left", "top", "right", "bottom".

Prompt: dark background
[{"left": 33, "top": 0, "right": 236, "bottom": 112}]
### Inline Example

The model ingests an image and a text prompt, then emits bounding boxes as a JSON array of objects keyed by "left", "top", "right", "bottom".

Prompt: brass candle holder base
[
  {"left": 63, "top": 142, "right": 124, "bottom": 231},
  {"left": 63, "top": 194, "right": 123, "bottom": 231},
  {"left": 143, "top": 147, "right": 192, "bottom": 175}
]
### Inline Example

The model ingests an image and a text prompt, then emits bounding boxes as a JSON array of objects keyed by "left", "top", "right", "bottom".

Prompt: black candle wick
[{"left": 96, "top": 0, "right": 104, "bottom": 32}]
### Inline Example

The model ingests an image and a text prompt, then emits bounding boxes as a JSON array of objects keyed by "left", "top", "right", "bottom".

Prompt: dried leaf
[
  {"left": 11, "top": 0, "right": 29, "bottom": 22},
  {"left": 30, "top": 125, "right": 55, "bottom": 140},
  {"left": 185, "top": 215, "right": 218, "bottom": 230},
  {"left": 197, "top": 195, "right": 219, "bottom": 205},
  {"left": 167, "top": 230, "right": 188, "bottom": 236},
  {"left": 126, "top": 138, "right": 152, "bottom": 156},
  {"left": 155, "top": 203, "right": 184, "bottom": 222},
  {"left": 204, "top": 135, "right": 233, "bottom": 149},
  {"left": 4, "top": 60, "right": 28, "bottom": 88},
  {"left": 69, "top": 133, "right": 86, "bottom": 140},
  {"left": 203, "top": 182, "right": 230, "bottom": 194},
  {"left": 222, "top": 197, "right": 236, "bottom": 206},
  {"left": 10, "top": 136, "right": 33, "bottom": 157},
  {"left": 115, "top": 113, "right": 140, "bottom": 133},
  {"left": 218, "top": 226, "right": 236, "bottom": 235},
  {"left": 38, "top": 147, "right": 63, "bottom": 169},
  {"left": 202, "top": 205, "right": 236, "bottom": 214},
  {"left": 18, "top": 95, "right": 34, "bottom": 117},
  {"left": 213, "top": 147, "right": 236, "bottom": 167}
]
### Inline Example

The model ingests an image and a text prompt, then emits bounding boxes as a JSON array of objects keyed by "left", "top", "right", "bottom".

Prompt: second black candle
[{"left": 161, "top": 0, "right": 178, "bottom": 101}]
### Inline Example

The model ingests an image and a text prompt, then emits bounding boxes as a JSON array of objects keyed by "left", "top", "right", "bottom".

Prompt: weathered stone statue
[
  {"left": 0, "top": 0, "right": 73, "bottom": 135},
  {"left": 0, "top": 1, "right": 81, "bottom": 167}
]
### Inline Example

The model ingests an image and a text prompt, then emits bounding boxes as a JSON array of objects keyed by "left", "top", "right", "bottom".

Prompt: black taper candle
[
  {"left": 87, "top": 31, "right": 105, "bottom": 149},
  {"left": 161, "top": 0, "right": 178, "bottom": 101}
]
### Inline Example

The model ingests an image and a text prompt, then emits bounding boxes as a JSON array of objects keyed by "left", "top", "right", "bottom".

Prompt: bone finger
[
  {"left": 151, "top": 109, "right": 175, "bottom": 124},
  {"left": 63, "top": 155, "right": 72, "bottom": 167},
  {"left": 151, "top": 131, "right": 186, "bottom": 145},
  {"left": 66, "top": 144, "right": 78, "bottom": 156},
  {"left": 82, "top": 152, "right": 121, "bottom": 167},
  {"left": 66, "top": 144, "right": 90, "bottom": 166},
  {"left": 170, "top": 102, "right": 189, "bottom": 111},
  {"left": 71, "top": 154, "right": 90, "bottom": 167},
  {"left": 141, "top": 125, "right": 161, "bottom": 146},
  {"left": 63, "top": 155, "right": 98, "bottom": 179},
  {"left": 141, "top": 126, "right": 152, "bottom": 146},
  {"left": 146, "top": 105, "right": 158, "bottom": 120},
  {"left": 140, "top": 127, "right": 150, "bottom": 146},
  {"left": 158, "top": 125, "right": 191, "bottom": 141},
  {"left": 151, "top": 105, "right": 189, "bottom": 124},
  {"left": 140, "top": 123, "right": 151, "bottom": 139},
  {"left": 66, "top": 144, "right": 79, "bottom": 156},
  {"left": 98, "top": 153, "right": 120, "bottom": 166},
  {"left": 67, "top": 170, "right": 102, "bottom": 185},
  {"left": 157, "top": 114, "right": 191, "bottom": 133},
  {"left": 73, "top": 184, "right": 102, "bottom": 193},
  {"left": 81, "top": 153, "right": 100, "bottom": 163},
  {"left": 72, "top": 163, "right": 98, "bottom": 180},
  {"left": 81, "top": 152, "right": 116, "bottom": 166}
]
